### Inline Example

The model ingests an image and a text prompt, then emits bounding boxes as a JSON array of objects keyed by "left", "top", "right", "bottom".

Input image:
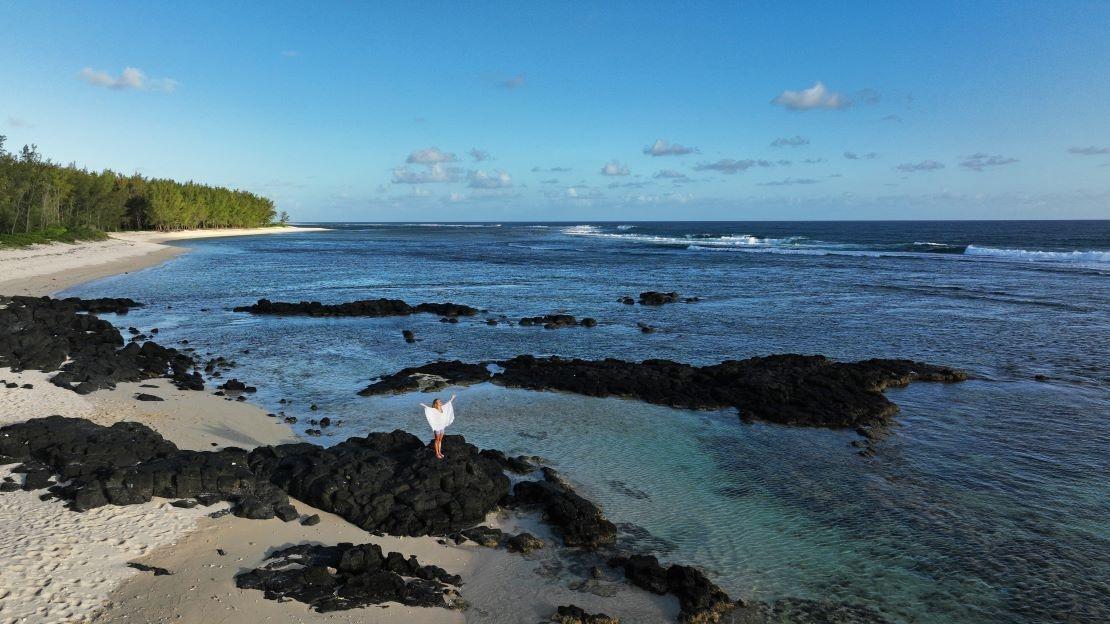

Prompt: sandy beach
[
  {"left": 0, "top": 228, "right": 677, "bottom": 624},
  {"left": 0, "top": 227, "right": 327, "bottom": 297}
]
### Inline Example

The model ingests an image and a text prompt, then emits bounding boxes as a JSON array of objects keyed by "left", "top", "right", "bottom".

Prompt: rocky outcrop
[
  {"left": 357, "top": 360, "right": 491, "bottom": 396},
  {"left": 0, "top": 416, "right": 294, "bottom": 518},
  {"left": 638, "top": 291, "right": 681, "bottom": 305},
  {"left": 608, "top": 554, "right": 736, "bottom": 623},
  {"left": 0, "top": 295, "right": 201, "bottom": 393},
  {"left": 520, "top": 314, "right": 598, "bottom": 329},
  {"left": 551, "top": 605, "right": 621, "bottom": 624},
  {"left": 232, "top": 298, "right": 478, "bottom": 318},
  {"left": 60, "top": 296, "right": 143, "bottom": 314},
  {"left": 246, "top": 430, "right": 510, "bottom": 536},
  {"left": 358, "top": 355, "right": 967, "bottom": 429},
  {"left": 235, "top": 542, "right": 463, "bottom": 612},
  {"left": 512, "top": 468, "right": 617, "bottom": 549}
]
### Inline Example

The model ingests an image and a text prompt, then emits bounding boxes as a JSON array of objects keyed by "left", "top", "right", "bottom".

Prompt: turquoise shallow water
[{"left": 64, "top": 222, "right": 1110, "bottom": 623}]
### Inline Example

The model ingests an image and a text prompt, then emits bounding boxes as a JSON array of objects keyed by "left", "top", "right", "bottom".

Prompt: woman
[{"left": 420, "top": 394, "right": 456, "bottom": 459}]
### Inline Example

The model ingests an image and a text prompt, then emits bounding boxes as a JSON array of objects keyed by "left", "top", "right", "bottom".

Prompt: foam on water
[{"left": 965, "top": 244, "right": 1110, "bottom": 264}]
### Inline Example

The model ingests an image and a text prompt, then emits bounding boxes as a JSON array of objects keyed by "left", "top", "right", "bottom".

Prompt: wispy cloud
[
  {"left": 540, "top": 178, "right": 561, "bottom": 184},
  {"left": 5, "top": 116, "right": 33, "bottom": 128},
  {"left": 758, "top": 177, "right": 820, "bottom": 186},
  {"left": 79, "top": 67, "right": 178, "bottom": 92},
  {"left": 770, "top": 135, "right": 809, "bottom": 148},
  {"left": 843, "top": 151, "right": 878, "bottom": 160},
  {"left": 281, "top": 50, "right": 301, "bottom": 58},
  {"left": 643, "top": 139, "right": 697, "bottom": 157},
  {"left": 772, "top": 82, "right": 849, "bottom": 111},
  {"left": 896, "top": 160, "right": 945, "bottom": 173},
  {"left": 391, "top": 163, "right": 463, "bottom": 184},
  {"left": 1067, "top": 146, "right": 1110, "bottom": 155},
  {"left": 501, "top": 73, "right": 526, "bottom": 89},
  {"left": 880, "top": 114, "right": 903, "bottom": 123},
  {"left": 653, "top": 169, "right": 688, "bottom": 179},
  {"left": 532, "top": 166, "right": 571, "bottom": 173},
  {"left": 467, "top": 169, "right": 513, "bottom": 189},
  {"left": 467, "top": 148, "right": 491, "bottom": 162},
  {"left": 600, "top": 160, "right": 630, "bottom": 176},
  {"left": 960, "top": 153, "right": 1018, "bottom": 171},
  {"left": 406, "top": 147, "right": 457, "bottom": 164},
  {"left": 693, "top": 159, "right": 773, "bottom": 174},
  {"left": 802, "top": 158, "right": 826, "bottom": 164}
]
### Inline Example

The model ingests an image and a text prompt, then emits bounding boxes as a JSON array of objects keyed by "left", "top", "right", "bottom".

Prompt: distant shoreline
[{"left": 0, "top": 225, "right": 328, "bottom": 297}]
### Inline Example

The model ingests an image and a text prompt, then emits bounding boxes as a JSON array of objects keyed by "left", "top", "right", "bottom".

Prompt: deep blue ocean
[{"left": 65, "top": 221, "right": 1110, "bottom": 623}]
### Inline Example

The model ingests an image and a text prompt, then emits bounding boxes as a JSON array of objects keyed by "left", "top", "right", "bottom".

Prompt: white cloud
[
  {"left": 643, "top": 139, "right": 697, "bottom": 157},
  {"left": 406, "top": 147, "right": 457, "bottom": 164},
  {"left": 600, "top": 160, "right": 630, "bottom": 176},
  {"left": 79, "top": 67, "right": 178, "bottom": 92},
  {"left": 771, "top": 82, "right": 850, "bottom": 111},
  {"left": 802, "top": 158, "right": 826, "bottom": 164},
  {"left": 896, "top": 160, "right": 945, "bottom": 173},
  {"left": 693, "top": 159, "right": 773, "bottom": 174},
  {"left": 1067, "top": 146, "right": 1110, "bottom": 155},
  {"left": 770, "top": 135, "right": 809, "bottom": 147},
  {"left": 5, "top": 116, "right": 33, "bottom": 128},
  {"left": 533, "top": 166, "right": 571, "bottom": 172},
  {"left": 501, "top": 73, "right": 526, "bottom": 89},
  {"left": 391, "top": 163, "right": 463, "bottom": 184},
  {"left": 960, "top": 153, "right": 1018, "bottom": 171},
  {"left": 843, "top": 151, "right": 878, "bottom": 160},
  {"left": 467, "top": 169, "right": 513, "bottom": 189},
  {"left": 468, "top": 148, "right": 491, "bottom": 162},
  {"left": 881, "top": 114, "right": 903, "bottom": 123}
]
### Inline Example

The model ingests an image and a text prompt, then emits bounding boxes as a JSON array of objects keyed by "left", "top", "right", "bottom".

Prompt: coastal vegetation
[{"left": 0, "top": 136, "right": 275, "bottom": 244}]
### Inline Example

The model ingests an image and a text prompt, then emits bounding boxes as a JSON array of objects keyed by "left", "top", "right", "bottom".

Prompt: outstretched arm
[
  {"left": 449, "top": 394, "right": 457, "bottom": 403},
  {"left": 419, "top": 403, "right": 430, "bottom": 409}
]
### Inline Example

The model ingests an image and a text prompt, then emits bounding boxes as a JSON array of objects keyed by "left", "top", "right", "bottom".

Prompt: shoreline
[
  {"left": 0, "top": 230, "right": 681, "bottom": 623},
  {"left": 0, "top": 225, "right": 328, "bottom": 297}
]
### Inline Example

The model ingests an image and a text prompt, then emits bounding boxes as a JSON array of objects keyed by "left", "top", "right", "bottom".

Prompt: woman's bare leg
[{"left": 434, "top": 432, "right": 445, "bottom": 459}]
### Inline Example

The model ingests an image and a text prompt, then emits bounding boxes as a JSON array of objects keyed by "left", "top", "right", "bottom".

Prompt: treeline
[{"left": 0, "top": 136, "right": 277, "bottom": 234}]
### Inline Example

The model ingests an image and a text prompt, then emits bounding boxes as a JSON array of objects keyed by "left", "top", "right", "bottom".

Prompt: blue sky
[{"left": 2, "top": 1, "right": 1109, "bottom": 221}]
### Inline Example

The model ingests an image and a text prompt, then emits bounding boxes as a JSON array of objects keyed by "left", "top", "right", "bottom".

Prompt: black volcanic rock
[
  {"left": 638, "top": 291, "right": 680, "bottom": 305},
  {"left": 61, "top": 296, "right": 143, "bottom": 314},
  {"left": 0, "top": 296, "right": 200, "bottom": 394},
  {"left": 512, "top": 468, "right": 617, "bottom": 549},
  {"left": 235, "top": 542, "right": 462, "bottom": 612},
  {"left": 134, "top": 393, "right": 164, "bottom": 401},
  {"left": 358, "top": 355, "right": 966, "bottom": 429},
  {"left": 608, "top": 554, "right": 736, "bottom": 623},
  {"left": 519, "top": 314, "right": 597, "bottom": 329},
  {"left": 552, "top": 605, "right": 621, "bottom": 624},
  {"left": 0, "top": 416, "right": 291, "bottom": 517},
  {"left": 246, "top": 429, "right": 510, "bottom": 536},
  {"left": 358, "top": 360, "right": 491, "bottom": 396},
  {"left": 232, "top": 298, "right": 478, "bottom": 318}
]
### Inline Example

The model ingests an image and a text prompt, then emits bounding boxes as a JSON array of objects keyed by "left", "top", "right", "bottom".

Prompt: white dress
[{"left": 423, "top": 401, "right": 455, "bottom": 433}]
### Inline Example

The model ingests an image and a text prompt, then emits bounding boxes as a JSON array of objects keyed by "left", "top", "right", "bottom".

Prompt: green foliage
[
  {"left": 0, "top": 225, "right": 109, "bottom": 248},
  {"left": 0, "top": 136, "right": 276, "bottom": 235}
]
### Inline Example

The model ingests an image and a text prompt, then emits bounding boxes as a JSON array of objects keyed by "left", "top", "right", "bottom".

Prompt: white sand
[
  {"left": 0, "top": 465, "right": 222, "bottom": 624},
  {"left": 0, "top": 226, "right": 327, "bottom": 297}
]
